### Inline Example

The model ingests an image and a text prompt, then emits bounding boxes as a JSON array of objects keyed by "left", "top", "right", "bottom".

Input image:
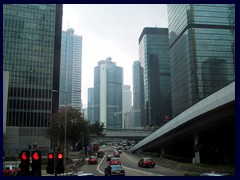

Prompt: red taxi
[
  {"left": 109, "top": 157, "right": 121, "bottom": 165},
  {"left": 88, "top": 156, "right": 98, "bottom": 164}
]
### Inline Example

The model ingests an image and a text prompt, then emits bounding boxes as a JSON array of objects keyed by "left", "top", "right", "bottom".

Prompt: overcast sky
[{"left": 62, "top": 4, "right": 169, "bottom": 107}]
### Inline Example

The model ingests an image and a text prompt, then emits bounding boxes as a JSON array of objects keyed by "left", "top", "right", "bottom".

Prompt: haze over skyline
[{"left": 62, "top": 4, "right": 168, "bottom": 107}]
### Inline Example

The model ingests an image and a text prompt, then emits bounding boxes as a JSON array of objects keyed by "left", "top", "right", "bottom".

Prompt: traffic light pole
[{"left": 54, "top": 150, "right": 57, "bottom": 176}]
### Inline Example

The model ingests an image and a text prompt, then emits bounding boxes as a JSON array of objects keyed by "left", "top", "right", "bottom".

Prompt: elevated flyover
[
  {"left": 99, "top": 128, "right": 153, "bottom": 142},
  {"left": 130, "top": 82, "right": 235, "bottom": 165}
]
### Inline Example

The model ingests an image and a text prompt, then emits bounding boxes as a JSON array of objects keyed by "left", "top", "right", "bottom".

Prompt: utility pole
[{"left": 54, "top": 148, "right": 57, "bottom": 176}]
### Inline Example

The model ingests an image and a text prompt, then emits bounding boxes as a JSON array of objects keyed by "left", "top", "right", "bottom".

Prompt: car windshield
[
  {"left": 144, "top": 159, "right": 153, "bottom": 162},
  {"left": 111, "top": 158, "right": 119, "bottom": 161}
]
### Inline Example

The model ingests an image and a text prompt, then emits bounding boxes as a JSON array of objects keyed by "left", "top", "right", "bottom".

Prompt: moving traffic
[{"left": 70, "top": 145, "right": 184, "bottom": 176}]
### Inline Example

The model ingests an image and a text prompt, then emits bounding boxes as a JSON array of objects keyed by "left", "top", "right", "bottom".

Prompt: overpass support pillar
[{"left": 193, "top": 133, "right": 200, "bottom": 164}]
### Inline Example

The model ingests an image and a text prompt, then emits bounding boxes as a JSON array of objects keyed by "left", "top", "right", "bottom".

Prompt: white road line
[
  {"left": 96, "top": 151, "right": 163, "bottom": 176},
  {"left": 97, "top": 154, "right": 106, "bottom": 174}
]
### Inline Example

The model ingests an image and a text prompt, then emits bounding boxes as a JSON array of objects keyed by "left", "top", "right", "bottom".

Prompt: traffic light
[
  {"left": 19, "top": 151, "right": 30, "bottom": 175},
  {"left": 56, "top": 152, "right": 64, "bottom": 174},
  {"left": 46, "top": 153, "right": 54, "bottom": 174},
  {"left": 31, "top": 150, "right": 42, "bottom": 176}
]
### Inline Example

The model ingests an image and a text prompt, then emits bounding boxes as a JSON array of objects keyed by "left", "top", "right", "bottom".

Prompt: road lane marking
[
  {"left": 96, "top": 150, "right": 163, "bottom": 176},
  {"left": 97, "top": 153, "right": 106, "bottom": 174}
]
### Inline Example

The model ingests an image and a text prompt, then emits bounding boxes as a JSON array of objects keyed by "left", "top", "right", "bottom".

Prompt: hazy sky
[{"left": 62, "top": 4, "right": 169, "bottom": 107}]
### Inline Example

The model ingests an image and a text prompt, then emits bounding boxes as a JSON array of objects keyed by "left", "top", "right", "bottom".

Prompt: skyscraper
[
  {"left": 60, "top": 28, "right": 82, "bottom": 110},
  {"left": 132, "top": 61, "right": 144, "bottom": 127},
  {"left": 94, "top": 57, "right": 123, "bottom": 129},
  {"left": 3, "top": 4, "right": 62, "bottom": 152},
  {"left": 123, "top": 85, "right": 132, "bottom": 129},
  {"left": 123, "top": 85, "right": 132, "bottom": 113},
  {"left": 167, "top": 4, "right": 235, "bottom": 117},
  {"left": 87, "top": 88, "right": 94, "bottom": 124},
  {"left": 139, "top": 27, "right": 172, "bottom": 128}
]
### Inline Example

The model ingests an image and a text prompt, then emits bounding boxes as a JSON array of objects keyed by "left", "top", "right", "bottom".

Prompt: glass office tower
[
  {"left": 3, "top": 4, "right": 62, "bottom": 153},
  {"left": 60, "top": 28, "right": 82, "bottom": 111},
  {"left": 87, "top": 88, "right": 94, "bottom": 124},
  {"left": 132, "top": 61, "right": 145, "bottom": 127},
  {"left": 139, "top": 27, "right": 172, "bottom": 128},
  {"left": 94, "top": 57, "right": 123, "bottom": 129},
  {"left": 167, "top": 4, "right": 235, "bottom": 117}
]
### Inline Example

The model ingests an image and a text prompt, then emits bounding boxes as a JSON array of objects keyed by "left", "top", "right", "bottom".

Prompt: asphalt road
[{"left": 75, "top": 148, "right": 185, "bottom": 176}]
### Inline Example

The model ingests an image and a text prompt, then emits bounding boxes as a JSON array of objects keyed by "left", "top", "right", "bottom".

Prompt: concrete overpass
[
  {"left": 130, "top": 82, "right": 235, "bottom": 165},
  {"left": 98, "top": 128, "right": 153, "bottom": 142}
]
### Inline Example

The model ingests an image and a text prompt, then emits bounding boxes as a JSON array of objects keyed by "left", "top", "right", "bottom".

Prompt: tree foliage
[
  {"left": 89, "top": 121, "right": 105, "bottom": 142},
  {"left": 46, "top": 107, "right": 89, "bottom": 151},
  {"left": 46, "top": 107, "right": 105, "bottom": 151}
]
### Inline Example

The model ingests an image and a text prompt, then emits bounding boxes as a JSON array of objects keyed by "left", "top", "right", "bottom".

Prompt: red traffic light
[
  {"left": 165, "top": 115, "right": 170, "bottom": 120},
  {"left": 48, "top": 153, "right": 54, "bottom": 159},
  {"left": 32, "top": 152, "right": 40, "bottom": 160},
  {"left": 57, "top": 153, "right": 63, "bottom": 159},
  {"left": 21, "top": 152, "right": 28, "bottom": 160}
]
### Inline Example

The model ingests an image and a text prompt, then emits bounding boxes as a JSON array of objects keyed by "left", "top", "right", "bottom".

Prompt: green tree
[
  {"left": 46, "top": 107, "right": 89, "bottom": 151},
  {"left": 46, "top": 108, "right": 106, "bottom": 152},
  {"left": 89, "top": 121, "right": 105, "bottom": 142}
]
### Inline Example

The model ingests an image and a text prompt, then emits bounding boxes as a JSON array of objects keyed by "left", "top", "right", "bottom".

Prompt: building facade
[
  {"left": 132, "top": 61, "right": 144, "bottom": 127},
  {"left": 3, "top": 4, "right": 62, "bottom": 154},
  {"left": 3, "top": 71, "right": 9, "bottom": 136},
  {"left": 87, "top": 88, "right": 94, "bottom": 124},
  {"left": 139, "top": 27, "right": 172, "bottom": 128},
  {"left": 123, "top": 85, "right": 132, "bottom": 113},
  {"left": 167, "top": 4, "right": 235, "bottom": 117},
  {"left": 123, "top": 85, "right": 132, "bottom": 128},
  {"left": 60, "top": 28, "right": 82, "bottom": 111},
  {"left": 94, "top": 57, "right": 123, "bottom": 129}
]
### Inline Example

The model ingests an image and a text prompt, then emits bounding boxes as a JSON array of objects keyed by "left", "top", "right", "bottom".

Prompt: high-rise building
[
  {"left": 132, "top": 61, "right": 144, "bottom": 127},
  {"left": 123, "top": 85, "right": 132, "bottom": 112},
  {"left": 94, "top": 57, "right": 123, "bottom": 129},
  {"left": 139, "top": 27, "right": 172, "bottom": 128},
  {"left": 167, "top": 4, "right": 235, "bottom": 117},
  {"left": 87, "top": 88, "right": 94, "bottom": 124},
  {"left": 60, "top": 28, "right": 82, "bottom": 110},
  {"left": 3, "top": 71, "right": 9, "bottom": 136},
  {"left": 123, "top": 85, "right": 132, "bottom": 129},
  {"left": 3, "top": 4, "right": 62, "bottom": 153}
]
